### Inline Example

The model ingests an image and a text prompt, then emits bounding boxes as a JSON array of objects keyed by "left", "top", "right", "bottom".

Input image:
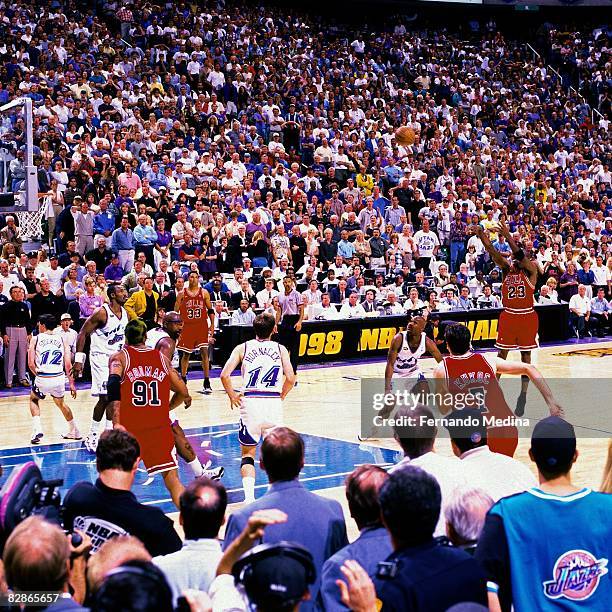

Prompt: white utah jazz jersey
[
  {"left": 35, "top": 333, "right": 65, "bottom": 377},
  {"left": 393, "top": 331, "right": 427, "bottom": 378},
  {"left": 241, "top": 339, "right": 283, "bottom": 397},
  {"left": 146, "top": 328, "right": 180, "bottom": 369},
  {"left": 90, "top": 304, "right": 128, "bottom": 356}
]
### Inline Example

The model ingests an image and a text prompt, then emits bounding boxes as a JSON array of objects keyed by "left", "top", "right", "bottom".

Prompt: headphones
[{"left": 233, "top": 540, "right": 316, "bottom": 589}]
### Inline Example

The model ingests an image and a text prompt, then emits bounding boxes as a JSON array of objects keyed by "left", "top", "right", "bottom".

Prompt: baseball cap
[
  {"left": 111, "top": 252, "right": 119, "bottom": 259},
  {"left": 60, "top": 313, "right": 72, "bottom": 321},
  {"left": 235, "top": 543, "right": 314, "bottom": 609},
  {"left": 530, "top": 416, "right": 576, "bottom": 472},
  {"left": 49, "top": 254, "right": 58, "bottom": 260}
]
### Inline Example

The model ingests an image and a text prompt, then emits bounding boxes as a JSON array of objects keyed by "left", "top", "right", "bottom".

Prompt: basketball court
[{"left": 0, "top": 340, "right": 610, "bottom": 535}]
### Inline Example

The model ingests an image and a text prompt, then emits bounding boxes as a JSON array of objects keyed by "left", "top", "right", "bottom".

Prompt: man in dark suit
[
  {"left": 208, "top": 278, "right": 232, "bottom": 306},
  {"left": 227, "top": 224, "right": 249, "bottom": 270},
  {"left": 223, "top": 428, "right": 348, "bottom": 611},
  {"left": 231, "top": 279, "right": 257, "bottom": 309},
  {"left": 85, "top": 237, "right": 113, "bottom": 273},
  {"left": 153, "top": 270, "right": 173, "bottom": 311},
  {"left": 329, "top": 279, "right": 353, "bottom": 304}
]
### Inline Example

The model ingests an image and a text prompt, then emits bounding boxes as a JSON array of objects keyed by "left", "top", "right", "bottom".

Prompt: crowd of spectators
[
  {"left": 0, "top": 0, "right": 609, "bottom": 373},
  {"left": 2, "top": 419, "right": 611, "bottom": 611}
]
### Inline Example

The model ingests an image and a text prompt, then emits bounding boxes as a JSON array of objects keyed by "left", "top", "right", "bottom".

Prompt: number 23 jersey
[{"left": 120, "top": 345, "right": 172, "bottom": 434}]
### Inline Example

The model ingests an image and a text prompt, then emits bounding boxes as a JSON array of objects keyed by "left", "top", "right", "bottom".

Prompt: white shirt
[
  {"left": 339, "top": 302, "right": 366, "bottom": 319},
  {"left": 311, "top": 304, "right": 340, "bottom": 321},
  {"left": 256, "top": 287, "right": 279, "bottom": 309},
  {"left": 413, "top": 230, "right": 440, "bottom": 258},
  {"left": 391, "top": 452, "right": 468, "bottom": 537},
  {"left": 569, "top": 293, "right": 591, "bottom": 316},
  {"left": 459, "top": 446, "right": 537, "bottom": 502},
  {"left": 153, "top": 539, "right": 222, "bottom": 608}
]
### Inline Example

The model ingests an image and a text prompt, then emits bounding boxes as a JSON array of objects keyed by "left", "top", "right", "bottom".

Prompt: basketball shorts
[
  {"left": 177, "top": 324, "right": 209, "bottom": 352},
  {"left": 135, "top": 426, "right": 178, "bottom": 475},
  {"left": 495, "top": 310, "right": 539, "bottom": 351},
  {"left": 488, "top": 426, "right": 519, "bottom": 458},
  {"left": 90, "top": 352, "right": 110, "bottom": 397},
  {"left": 34, "top": 374, "right": 66, "bottom": 399},
  {"left": 238, "top": 395, "right": 283, "bottom": 446}
]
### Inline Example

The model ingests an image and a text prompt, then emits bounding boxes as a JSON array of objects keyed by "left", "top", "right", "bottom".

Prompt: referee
[{"left": 274, "top": 276, "right": 304, "bottom": 378}]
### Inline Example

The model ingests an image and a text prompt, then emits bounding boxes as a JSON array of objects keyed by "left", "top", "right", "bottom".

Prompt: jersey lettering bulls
[{"left": 502, "top": 270, "right": 535, "bottom": 312}]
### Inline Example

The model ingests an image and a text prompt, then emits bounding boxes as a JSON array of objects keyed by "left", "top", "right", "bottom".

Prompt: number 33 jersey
[{"left": 120, "top": 345, "right": 172, "bottom": 434}]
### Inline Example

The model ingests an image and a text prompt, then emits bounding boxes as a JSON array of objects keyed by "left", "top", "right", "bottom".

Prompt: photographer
[{"left": 3, "top": 516, "right": 91, "bottom": 611}]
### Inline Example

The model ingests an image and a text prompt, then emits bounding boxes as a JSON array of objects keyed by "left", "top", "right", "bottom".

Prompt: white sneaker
[
  {"left": 63, "top": 428, "right": 82, "bottom": 441},
  {"left": 202, "top": 465, "right": 224, "bottom": 480},
  {"left": 84, "top": 431, "right": 99, "bottom": 453}
]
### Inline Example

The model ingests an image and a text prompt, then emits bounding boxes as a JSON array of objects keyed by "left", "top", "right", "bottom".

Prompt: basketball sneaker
[
  {"left": 31, "top": 431, "right": 44, "bottom": 445},
  {"left": 84, "top": 431, "right": 99, "bottom": 453},
  {"left": 202, "top": 378, "right": 212, "bottom": 395},
  {"left": 515, "top": 391, "right": 527, "bottom": 417},
  {"left": 63, "top": 428, "right": 82, "bottom": 441},
  {"left": 202, "top": 465, "right": 224, "bottom": 480}
]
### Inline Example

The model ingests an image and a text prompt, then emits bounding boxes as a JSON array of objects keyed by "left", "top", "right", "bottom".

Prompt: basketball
[{"left": 394, "top": 126, "right": 416, "bottom": 146}]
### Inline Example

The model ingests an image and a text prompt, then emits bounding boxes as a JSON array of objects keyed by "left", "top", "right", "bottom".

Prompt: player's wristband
[{"left": 74, "top": 352, "right": 86, "bottom": 364}]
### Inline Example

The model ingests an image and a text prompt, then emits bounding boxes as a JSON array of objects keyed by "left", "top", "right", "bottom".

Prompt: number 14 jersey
[{"left": 241, "top": 339, "right": 283, "bottom": 397}]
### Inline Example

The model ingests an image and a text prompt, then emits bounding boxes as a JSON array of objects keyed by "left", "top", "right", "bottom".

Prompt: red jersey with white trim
[
  {"left": 179, "top": 288, "right": 208, "bottom": 329},
  {"left": 501, "top": 269, "right": 535, "bottom": 312},
  {"left": 120, "top": 346, "right": 171, "bottom": 434},
  {"left": 443, "top": 353, "right": 514, "bottom": 421}
]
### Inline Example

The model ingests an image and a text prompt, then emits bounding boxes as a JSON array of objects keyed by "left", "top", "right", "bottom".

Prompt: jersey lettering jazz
[
  {"left": 119, "top": 345, "right": 176, "bottom": 475},
  {"left": 393, "top": 332, "right": 426, "bottom": 378},
  {"left": 238, "top": 339, "right": 283, "bottom": 446}
]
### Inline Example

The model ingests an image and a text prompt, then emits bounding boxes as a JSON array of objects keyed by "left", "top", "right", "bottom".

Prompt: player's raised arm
[
  {"left": 107, "top": 350, "right": 126, "bottom": 428},
  {"left": 73, "top": 307, "right": 106, "bottom": 377},
  {"left": 494, "top": 358, "right": 563, "bottom": 417},
  {"left": 496, "top": 223, "right": 538, "bottom": 278},
  {"left": 220, "top": 343, "right": 246, "bottom": 409},
  {"left": 474, "top": 224, "right": 510, "bottom": 273},
  {"left": 279, "top": 344, "right": 296, "bottom": 399},
  {"left": 385, "top": 333, "right": 403, "bottom": 394}
]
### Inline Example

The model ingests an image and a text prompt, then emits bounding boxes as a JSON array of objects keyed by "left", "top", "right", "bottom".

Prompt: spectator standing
[
  {"left": 153, "top": 479, "right": 225, "bottom": 607},
  {"left": 319, "top": 465, "right": 392, "bottom": 611},
  {"left": 275, "top": 276, "right": 304, "bottom": 377},
  {"left": 111, "top": 216, "right": 135, "bottom": 273},
  {"left": 476, "top": 417, "right": 612, "bottom": 611},
  {"left": 222, "top": 428, "right": 348, "bottom": 610},
  {"left": 63, "top": 430, "right": 182, "bottom": 557},
  {"left": 1, "top": 286, "right": 32, "bottom": 388}
]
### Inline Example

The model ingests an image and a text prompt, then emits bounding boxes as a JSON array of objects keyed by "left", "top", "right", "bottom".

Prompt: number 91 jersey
[
  {"left": 120, "top": 346, "right": 172, "bottom": 434},
  {"left": 241, "top": 340, "right": 283, "bottom": 398}
]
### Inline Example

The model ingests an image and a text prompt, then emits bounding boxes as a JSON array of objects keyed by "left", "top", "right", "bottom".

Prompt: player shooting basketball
[{"left": 474, "top": 223, "right": 539, "bottom": 416}]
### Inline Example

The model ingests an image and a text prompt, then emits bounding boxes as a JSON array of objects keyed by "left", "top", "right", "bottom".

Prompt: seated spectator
[
  {"left": 153, "top": 479, "right": 225, "bottom": 606},
  {"left": 319, "top": 466, "right": 392, "bottom": 610},
  {"left": 380, "top": 291, "right": 405, "bottom": 316},
  {"left": 222, "top": 428, "right": 348, "bottom": 610},
  {"left": 231, "top": 299, "right": 256, "bottom": 326},
  {"left": 590, "top": 287, "right": 610, "bottom": 337},
  {"left": 477, "top": 284, "right": 502, "bottom": 308},
  {"left": 445, "top": 487, "right": 494, "bottom": 555},
  {"left": 62, "top": 430, "right": 182, "bottom": 557},
  {"left": 568, "top": 284, "right": 591, "bottom": 338},
  {"left": 339, "top": 292, "right": 366, "bottom": 318},
  {"left": 404, "top": 287, "right": 426, "bottom": 314}
]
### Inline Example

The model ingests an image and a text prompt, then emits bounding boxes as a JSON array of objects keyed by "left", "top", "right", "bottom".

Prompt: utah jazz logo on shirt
[{"left": 543, "top": 549, "right": 608, "bottom": 601}]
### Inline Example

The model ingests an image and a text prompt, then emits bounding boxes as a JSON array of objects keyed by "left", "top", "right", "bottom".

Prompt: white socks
[
  {"left": 242, "top": 477, "right": 255, "bottom": 504},
  {"left": 105, "top": 419, "right": 113, "bottom": 430},
  {"left": 89, "top": 419, "right": 102, "bottom": 434},
  {"left": 188, "top": 458, "right": 204, "bottom": 478},
  {"left": 32, "top": 415, "right": 42, "bottom": 434}
]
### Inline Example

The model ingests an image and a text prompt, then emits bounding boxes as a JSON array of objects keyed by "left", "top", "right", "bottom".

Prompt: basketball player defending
[
  {"left": 220, "top": 313, "right": 295, "bottom": 503},
  {"left": 475, "top": 223, "right": 539, "bottom": 416},
  {"left": 107, "top": 319, "right": 189, "bottom": 509},
  {"left": 359, "top": 313, "right": 443, "bottom": 441},
  {"left": 147, "top": 311, "right": 224, "bottom": 480},
  {"left": 28, "top": 314, "right": 81, "bottom": 445},
  {"left": 73, "top": 285, "right": 129, "bottom": 452},
  {"left": 175, "top": 271, "right": 215, "bottom": 394},
  {"left": 434, "top": 324, "right": 563, "bottom": 457}
]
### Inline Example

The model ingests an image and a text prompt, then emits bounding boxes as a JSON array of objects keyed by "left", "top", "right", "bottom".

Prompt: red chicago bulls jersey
[
  {"left": 120, "top": 345, "right": 171, "bottom": 435},
  {"left": 501, "top": 270, "right": 535, "bottom": 312},
  {"left": 179, "top": 288, "right": 209, "bottom": 330},
  {"left": 444, "top": 352, "right": 514, "bottom": 420}
]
